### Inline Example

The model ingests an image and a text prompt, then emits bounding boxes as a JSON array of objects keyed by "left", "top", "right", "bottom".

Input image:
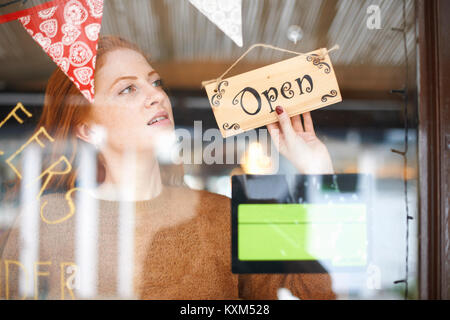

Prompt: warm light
[{"left": 240, "top": 142, "right": 273, "bottom": 174}]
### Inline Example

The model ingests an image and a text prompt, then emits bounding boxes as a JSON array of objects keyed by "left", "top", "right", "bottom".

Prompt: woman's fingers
[
  {"left": 302, "top": 112, "right": 315, "bottom": 134},
  {"left": 291, "top": 114, "right": 304, "bottom": 133},
  {"left": 267, "top": 122, "right": 280, "bottom": 136},
  {"left": 275, "top": 106, "right": 295, "bottom": 143},
  {"left": 267, "top": 122, "right": 283, "bottom": 149}
]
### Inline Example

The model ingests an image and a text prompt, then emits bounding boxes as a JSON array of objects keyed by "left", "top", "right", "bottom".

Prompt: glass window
[{"left": 0, "top": 0, "right": 419, "bottom": 300}]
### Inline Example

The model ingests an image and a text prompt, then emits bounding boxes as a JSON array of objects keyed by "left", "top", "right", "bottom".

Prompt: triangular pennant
[
  {"left": 189, "top": 0, "right": 243, "bottom": 47},
  {"left": 1, "top": 0, "right": 104, "bottom": 103}
]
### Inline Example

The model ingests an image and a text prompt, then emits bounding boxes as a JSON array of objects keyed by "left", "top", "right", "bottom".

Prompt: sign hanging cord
[{"left": 202, "top": 43, "right": 339, "bottom": 90}]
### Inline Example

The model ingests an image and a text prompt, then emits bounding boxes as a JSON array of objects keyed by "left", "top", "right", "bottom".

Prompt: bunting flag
[
  {"left": 189, "top": 0, "right": 243, "bottom": 47},
  {"left": 0, "top": 0, "right": 104, "bottom": 102}
]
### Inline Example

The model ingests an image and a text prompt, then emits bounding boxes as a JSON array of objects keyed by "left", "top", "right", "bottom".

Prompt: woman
[{"left": 1, "top": 36, "right": 335, "bottom": 300}]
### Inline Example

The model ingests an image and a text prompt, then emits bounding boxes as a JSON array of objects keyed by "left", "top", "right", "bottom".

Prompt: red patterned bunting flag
[{"left": 0, "top": 0, "right": 104, "bottom": 102}]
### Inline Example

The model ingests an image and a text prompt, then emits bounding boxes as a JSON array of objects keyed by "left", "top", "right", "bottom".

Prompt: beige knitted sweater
[{"left": 0, "top": 186, "right": 335, "bottom": 300}]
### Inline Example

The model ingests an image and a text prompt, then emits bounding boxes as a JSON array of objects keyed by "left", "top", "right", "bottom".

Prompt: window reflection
[{"left": 0, "top": 0, "right": 419, "bottom": 300}]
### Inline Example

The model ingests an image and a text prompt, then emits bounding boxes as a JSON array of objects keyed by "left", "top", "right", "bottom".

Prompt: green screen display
[{"left": 238, "top": 204, "right": 367, "bottom": 267}]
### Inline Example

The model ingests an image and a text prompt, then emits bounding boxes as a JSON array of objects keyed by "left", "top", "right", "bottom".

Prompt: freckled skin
[{"left": 90, "top": 49, "right": 175, "bottom": 152}]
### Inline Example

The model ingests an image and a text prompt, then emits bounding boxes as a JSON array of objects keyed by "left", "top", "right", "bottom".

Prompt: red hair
[{"left": 35, "top": 35, "right": 183, "bottom": 192}]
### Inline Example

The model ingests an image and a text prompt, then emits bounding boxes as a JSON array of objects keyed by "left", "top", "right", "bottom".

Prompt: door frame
[{"left": 417, "top": 0, "right": 450, "bottom": 300}]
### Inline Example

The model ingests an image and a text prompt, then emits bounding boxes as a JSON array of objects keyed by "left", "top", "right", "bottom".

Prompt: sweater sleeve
[
  {"left": 238, "top": 273, "right": 336, "bottom": 300},
  {"left": 0, "top": 220, "right": 21, "bottom": 300},
  {"left": 0, "top": 193, "right": 69, "bottom": 300},
  {"left": 205, "top": 190, "right": 336, "bottom": 300}
]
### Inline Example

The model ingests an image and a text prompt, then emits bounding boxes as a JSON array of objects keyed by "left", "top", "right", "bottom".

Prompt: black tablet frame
[{"left": 231, "top": 174, "right": 371, "bottom": 274}]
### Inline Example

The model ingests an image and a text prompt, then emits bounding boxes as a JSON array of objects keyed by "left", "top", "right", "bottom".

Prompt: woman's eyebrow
[
  {"left": 147, "top": 70, "right": 157, "bottom": 78},
  {"left": 110, "top": 76, "right": 137, "bottom": 90},
  {"left": 110, "top": 71, "right": 158, "bottom": 90}
]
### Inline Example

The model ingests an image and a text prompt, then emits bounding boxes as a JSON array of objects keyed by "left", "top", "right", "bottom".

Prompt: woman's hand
[{"left": 267, "top": 106, "right": 334, "bottom": 175}]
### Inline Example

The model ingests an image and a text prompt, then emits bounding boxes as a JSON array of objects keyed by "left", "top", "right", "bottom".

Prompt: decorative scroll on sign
[{"left": 203, "top": 47, "right": 342, "bottom": 138}]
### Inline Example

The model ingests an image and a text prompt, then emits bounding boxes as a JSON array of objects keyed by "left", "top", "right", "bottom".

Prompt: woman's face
[{"left": 90, "top": 48, "right": 174, "bottom": 152}]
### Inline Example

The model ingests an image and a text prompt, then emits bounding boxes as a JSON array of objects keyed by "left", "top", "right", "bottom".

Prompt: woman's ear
[
  {"left": 75, "top": 123, "right": 94, "bottom": 145},
  {"left": 76, "top": 123, "right": 107, "bottom": 148}
]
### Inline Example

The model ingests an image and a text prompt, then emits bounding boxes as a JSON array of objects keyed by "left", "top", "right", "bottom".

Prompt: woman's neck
[{"left": 95, "top": 148, "right": 162, "bottom": 202}]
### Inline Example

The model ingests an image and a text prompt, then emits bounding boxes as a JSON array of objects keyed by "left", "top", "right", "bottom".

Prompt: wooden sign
[{"left": 204, "top": 48, "right": 342, "bottom": 138}]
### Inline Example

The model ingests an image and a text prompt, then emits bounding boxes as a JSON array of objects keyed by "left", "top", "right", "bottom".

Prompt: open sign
[{"left": 204, "top": 48, "right": 342, "bottom": 138}]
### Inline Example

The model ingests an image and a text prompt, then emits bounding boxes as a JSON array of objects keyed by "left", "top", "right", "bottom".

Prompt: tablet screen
[
  {"left": 238, "top": 203, "right": 366, "bottom": 266},
  {"left": 231, "top": 174, "right": 370, "bottom": 274}
]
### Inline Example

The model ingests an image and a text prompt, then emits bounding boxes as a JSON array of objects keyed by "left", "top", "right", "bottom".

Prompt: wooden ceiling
[{"left": 0, "top": 0, "right": 415, "bottom": 93}]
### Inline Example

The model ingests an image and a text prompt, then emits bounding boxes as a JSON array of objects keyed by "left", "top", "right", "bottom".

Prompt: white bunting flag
[{"left": 189, "top": 0, "right": 243, "bottom": 47}]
